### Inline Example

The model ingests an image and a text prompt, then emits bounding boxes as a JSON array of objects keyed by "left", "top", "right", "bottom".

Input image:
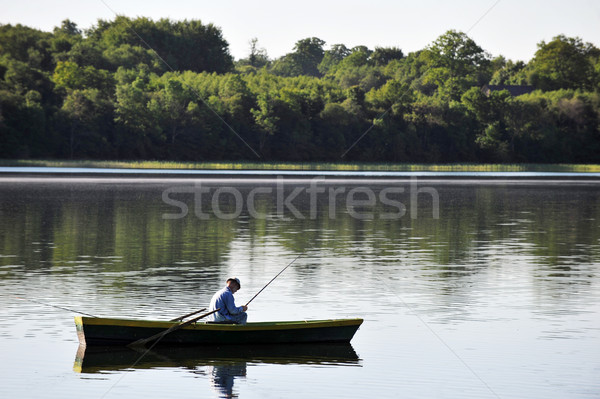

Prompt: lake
[{"left": 1, "top": 172, "right": 599, "bottom": 398}]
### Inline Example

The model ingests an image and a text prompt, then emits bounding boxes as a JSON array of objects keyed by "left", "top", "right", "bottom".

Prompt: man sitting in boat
[{"left": 208, "top": 277, "right": 248, "bottom": 324}]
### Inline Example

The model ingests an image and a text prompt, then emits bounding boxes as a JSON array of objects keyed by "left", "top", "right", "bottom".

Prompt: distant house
[{"left": 481, "top": 85, "right": 534, "bottom": 97}]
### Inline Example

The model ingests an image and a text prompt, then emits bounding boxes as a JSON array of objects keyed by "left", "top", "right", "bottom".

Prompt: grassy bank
[{"left": 2, "top": 159, "right": 600, "bottom": 173}]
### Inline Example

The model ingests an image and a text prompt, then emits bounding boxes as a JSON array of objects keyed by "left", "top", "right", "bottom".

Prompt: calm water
[{"left": 1, "top": 175, "right": 599, "bottom": 398}]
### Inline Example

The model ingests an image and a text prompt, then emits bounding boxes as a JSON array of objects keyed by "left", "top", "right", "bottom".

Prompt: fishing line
[
  {"left": 371, "top": 274, "right": 502, "bottom": 399},
  {"left": 99, "top": 331, "right": 167, "bottom": 399},
  {"left": 245, "top": 253, "right": 302, "bottom": 306},
  {"left": 14, "top": 296, "right": 98, "bottom": 318}
]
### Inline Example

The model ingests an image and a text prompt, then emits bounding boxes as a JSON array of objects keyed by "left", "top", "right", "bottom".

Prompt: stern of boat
[{"left": 74, "top": 316, "right": 87, "bottom": 346}]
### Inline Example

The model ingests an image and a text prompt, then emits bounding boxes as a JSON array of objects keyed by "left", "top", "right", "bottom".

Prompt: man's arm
[{"left": 224, "top": 292, "right": 246, "bottom": 314}]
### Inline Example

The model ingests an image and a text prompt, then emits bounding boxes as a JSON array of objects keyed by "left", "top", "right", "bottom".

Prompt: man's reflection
[{"left": 209, "top": 363, "right": 247, "bottom": 398}]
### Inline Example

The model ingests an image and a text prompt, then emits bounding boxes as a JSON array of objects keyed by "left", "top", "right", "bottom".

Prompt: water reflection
[
  {"left": 75, "top": 343, "right": 360, "bottom": 397},
  {"left": 1, "top": 179, "right": 598, "bottom": 270},
  {"left": 74, "top": 343, "right": 361, "bottom": 372},
  {"left": 1, "top": 178, "right": 599, "bottom": 317},
  {"left": 1, "top": 177, "right": 600, "bottom": 398},
  {"left": 209, "top": 363, "right": 246, "bottom": 398}
]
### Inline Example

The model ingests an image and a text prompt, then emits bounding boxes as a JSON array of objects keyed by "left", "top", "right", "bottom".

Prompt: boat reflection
[{"left": 74, "top": 343, "right": 360, "bottom": 397}]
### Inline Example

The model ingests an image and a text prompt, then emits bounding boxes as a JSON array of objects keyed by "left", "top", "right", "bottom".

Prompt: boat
[{"left": 75, "top": 316, "right": 363, "bottom": 346}]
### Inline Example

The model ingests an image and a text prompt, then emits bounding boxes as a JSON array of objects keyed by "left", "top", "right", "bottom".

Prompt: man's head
[{"left": 226, "top": 277, "right": 241, "bottom": 293}]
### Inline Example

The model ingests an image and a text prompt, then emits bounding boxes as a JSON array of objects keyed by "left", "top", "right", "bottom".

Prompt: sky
[{"left": 1, "top": 0, "right": 599, "bottom": 62}]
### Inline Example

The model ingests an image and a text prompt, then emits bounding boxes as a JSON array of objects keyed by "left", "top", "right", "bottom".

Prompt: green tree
[
  {"left": 2, "top": 17, "right": 600, "bottom": 164},
  {"left": 86, "top": 17, "right": 234, "bottom": 73},
  {"left": 147, "top": 77, "right": 191, "bottom": 145},
  {"left": 526, "top": 35, "right": 599, "bottom": 91},
  {"left": 370, "top": 46, "right": 404, "bottom": 66},
  {"left": 292, "top": 37, "right": 326, "bottom": 76},
  {"left": 421, "top": 30, "right": 491, "bottom": 100},
  {"left": 52, "top": 61, "right": 114, "bottom": 92},
  {"left": 102, "top": 44, "right": 159, "bottom": 71},
  {"left": 251, "top": 91, "right": 279, "bottom": 152},
  {"left": 0, "top": 24, "right": 54, "bottom": 70},
  {"left": 114, "top": 68, "right": 159, "bottom": 157},
  {"left": 326, "top": 46, "right": 385, "bottom": 91},
  {"left": 425, "top": 30, "right": 490, "bottom": 77},
  {"left": 50, "top": 20, "right": 83, "bottom": 65},
  {"left": 489, "top": 59, "right": 527, "bottom": 85},
  {"left": 271, "top": 37, "right": 325, "bottom": 77},
  {"left": 318, "top": 44, "right": 350, "bottom": 74},
  {"left": 54, "top": 19, "right": 81, "bottom": 36},
  {"left": 59, "top": 88, "right": 113, "bottom": 158},
  {"left": 461, "top": 86, "right": 514, "bottom": 160},
  {"left": 0, "top": 89, "right": 47, "bottom": 158},
  {"left": 241, "top": 38, "right": 269, "bottom": 68}
]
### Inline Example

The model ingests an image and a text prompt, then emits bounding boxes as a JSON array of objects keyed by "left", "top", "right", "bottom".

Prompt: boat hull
[{"left": 75, "top": 317, "right": 363, "bottom": 346}]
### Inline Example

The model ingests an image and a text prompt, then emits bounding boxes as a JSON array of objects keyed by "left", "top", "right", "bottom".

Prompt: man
[{"left": 208, "top": 277, "right": 248, "bottom": 324}]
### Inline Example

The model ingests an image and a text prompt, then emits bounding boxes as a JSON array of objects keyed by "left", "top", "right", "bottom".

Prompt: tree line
[{"left": 1, "top": 17, "right": 599, "bottom": 163}]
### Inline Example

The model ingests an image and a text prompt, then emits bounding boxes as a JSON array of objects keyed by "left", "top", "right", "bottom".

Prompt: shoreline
[
  {"left": 2, "top": 166, "right": 600, "bottom": 181},
  {"left": 2, "top": 160, "right": 600, "bottom": 173}
]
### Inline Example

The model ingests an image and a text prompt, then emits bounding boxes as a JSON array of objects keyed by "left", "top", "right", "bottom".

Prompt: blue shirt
[{"left": 208, "top": 286, "right": 245, "bottom": 322}]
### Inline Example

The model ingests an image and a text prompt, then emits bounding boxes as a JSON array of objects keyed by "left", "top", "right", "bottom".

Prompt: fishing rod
[
  {"left": 245, "top": 253, "right": 302, "bottom": 307},
  {"left": 15, "top": 296, "right": 98, "bottom": 318}
]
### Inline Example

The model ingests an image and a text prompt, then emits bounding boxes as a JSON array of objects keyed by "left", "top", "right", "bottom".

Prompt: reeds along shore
[{"left": 2, "top": 160, "right": 600, "bottom": 173}]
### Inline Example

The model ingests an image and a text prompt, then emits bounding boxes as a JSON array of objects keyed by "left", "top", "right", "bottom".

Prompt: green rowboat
[{"left": 75, "top": 316, "right": 363, "bottom": 346}]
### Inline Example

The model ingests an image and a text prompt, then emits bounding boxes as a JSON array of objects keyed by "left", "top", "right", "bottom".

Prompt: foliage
[
  {"left": 271, "top": 37, "right": 325, "bottom": 77},
  {"left": 0, "top": 20, "right": 599, "bottom": 163},
  {"left": 526, "top": 35, "right": 600, "bottom": 91},
  {"left": 237, "top": 38, "right": 269, "bottom": 69}
]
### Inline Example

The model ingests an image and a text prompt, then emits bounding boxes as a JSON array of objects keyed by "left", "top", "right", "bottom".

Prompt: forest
[{"left": 1, "top": 16, "right": 599, "bottom": 163}]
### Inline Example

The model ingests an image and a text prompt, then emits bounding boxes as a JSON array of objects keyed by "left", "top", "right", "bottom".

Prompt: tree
[
  {"left": 318, "top": 44, "right": 350, "bottom": 74},
  {"left": 527, "top": 35, "right": 599, "bottom": 91},
  {"left": 271, "top": 37, "right": 325, "bottom": 77},
  {"left": 247, "top": 38, "right": 269, "bottom": 68},
  {"left": 85, "top": 17, "right": 234, "bottom": 73},
  {"left": 461, "top": 86, "right": 514, "bottom": 160},
  {"left": 147, "top": 77, "right": 190, "bottom": 145},
  {"left": 270, "top": 54, "right": 303, "bottom": 77},
  {"left": 60, "top": 88, "right": 113, "bottom": 158},
  {"left": 293, "top": 37, "right": 326, "bottom": 76},
  {"left": 490, "top": 59, "right": 527, "bottom": 85},
  {"left": 52, "top": 61, "right": 114, "bottom": 92},
  {"left": 370, "top": 46, "right": 404, "bottom": 66},
  {"left": 425, "top": 30, "right": 490, "bottom": 77},
  {"left": 2, "top": 17, "right": 600, "bottom": 164},
  {"left": 114, "top": 68, "right": 159, "bottom": 157},
  {"left": 102, "top": 44, "right": 158, "bottom": 71},
  {"left": 0, "top": 24, "right": 54, "bottom": 69},
  {"left": 251, "top": 91, "right": 279, "bottom": 152},
  {"left": 54, "top": 19, "right": 81, "bottom": 36},
  {"left": 367, "top": 79, "right": 412, "bottom": 113},
  {"left": 324, "top": 46, "right": 385, "bottom": 91},
  {"left": 0, "top": 89, "right": 47, "bottom": 158},
  {"left": 420, "top": 30, "right": 491, "bottom": 99}
]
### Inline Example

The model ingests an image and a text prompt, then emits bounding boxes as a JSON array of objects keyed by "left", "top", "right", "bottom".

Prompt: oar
[
  {"left": 245, "top": 253, "right": 301, "bottom": 307},
  {"left": 128, "top": 308, "right": 220, "bottom": 348},
  {"left": 169, "top": 307, "right": 207, "bottom": 322}
]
